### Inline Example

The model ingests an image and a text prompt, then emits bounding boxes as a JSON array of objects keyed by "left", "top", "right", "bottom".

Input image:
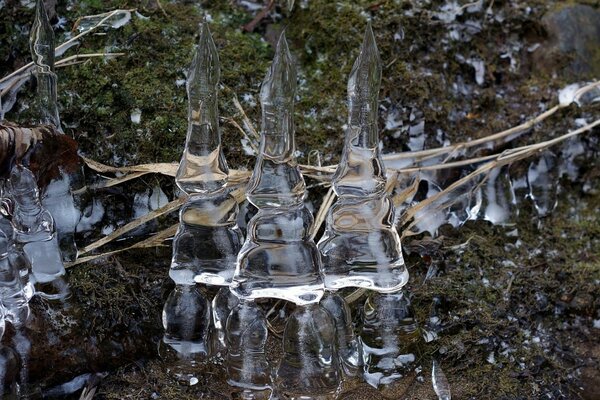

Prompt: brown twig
[{"left": 242, "top": 0, "right": 276, "bottom": 32}]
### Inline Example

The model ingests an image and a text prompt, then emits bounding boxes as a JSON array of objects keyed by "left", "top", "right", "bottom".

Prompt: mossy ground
[{"left": 1, "top": 0, "right": 599, "bottom": 399}]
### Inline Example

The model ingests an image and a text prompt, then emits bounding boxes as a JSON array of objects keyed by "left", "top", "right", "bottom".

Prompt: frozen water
[
  {"left": 246, "top": 32, "right": 305, "bottom": 209},
  {"left": 176, "top": 23, "right": 229, "bottom": 195},
  {"left": 162, "top": 285, "right": 210, "bottom": 358},
  {"left": 74, "top": 9, "right": 132, "bottom": 33},
  {"left": 130, "top": 108, "right": 142, "bottom": 124},
  {"left": 432, "top": 359, "right": 451, "bottom": 400},
  {"left": 30, "top": 0, "right": 61, "bottom": 130},
  {"left": 8, "top": 166, "right": 65, "bottom": 285},
  {"left": 211, "top": 287, "right": 240, "bottom": 353},
  {"left": 275, "top": 304, "right": 340, "bottom": 398},
  {"left": 226, "top": 300, "right": 271, "bottom": 391},
  {"left": 527, "top": 151, "right": 558, "bottom": 217},
  {"left": 320, "top": 291, "right": 363, "bottom": 377},
  {"left": 319, "top": 24, "right": 408, "bottom": 293},
  {"left": 170, "top": 190, "right": 243, "bottom": 286},
  {"left": 361, "top": 291, "right": 419, "bottom": 388},
  {"left": 477, "top": 166, "right": 517, "bottom": 226},
  {"left": 333, "top": 24, "right": 386, "bottom": 198},
  {"left": 319, "top": 196, "right": 408, "bottom": 292},
  {"left": 232, "top": 33, "right": 324, "bottom": 305},
  {"left": 232, "top": 205, "right": 324, "bottom": 305},
  {"left": 41, "top": 171, "right": 81, "bottom": 262},
  {"left": 0, "top": 235, "right": 30, "bottom": 327}
]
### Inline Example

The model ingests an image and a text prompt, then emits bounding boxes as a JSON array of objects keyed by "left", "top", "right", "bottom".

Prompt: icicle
[
  {"left": 29, "top": 0, "right": 61, "bottom": 130},
  {"left": 245, "top": 31, "right": 305, "bottom": 209},
  {"left": 333, "top": 22, "right": 386, "bottom": 198},
  {"left": 432, "top": 359, "right": 451, "bottom": 400},
  {"left": 320, "top": 291, "right": 363, "bottom": 377},
  {"left": 231, "top": 32, "right": 324, "bottom": 305},
  {"left": 176, "top": 22, "right": 228, "bottom": 194},
  {"left": 318, "top": 24, "right": 408, "bottom": 293},
  {"left": 170, "top": 22, "right": 243, "bottom": 287}
]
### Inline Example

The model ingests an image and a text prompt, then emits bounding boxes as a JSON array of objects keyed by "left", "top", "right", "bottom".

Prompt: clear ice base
[{"left": 322, "top": 267, "right": 409, "bottom": 293}]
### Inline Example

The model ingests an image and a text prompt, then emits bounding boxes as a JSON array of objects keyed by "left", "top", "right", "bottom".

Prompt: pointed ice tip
[
  {"left": 261, "top": 31, "right": 296, "bottom": 104},
  {"left": 188, "top": 21, "right": 220, "bottom": 91},
  {"left": 347, "top": 23, "right": 381, "bottom": 101}
]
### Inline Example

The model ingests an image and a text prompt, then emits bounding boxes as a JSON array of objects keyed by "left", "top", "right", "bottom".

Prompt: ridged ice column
[
  {"left": 29, "top": 0, "right": 61, "bottom": 131},
  {"left": 231, "top": 32, "right": 324, "bottom": 305},
  {"left": 163, "top": 23, "right": 242, "bottom": 362},
  {"left": 317, "top": 24, "right": 408, "bottom": 293}
]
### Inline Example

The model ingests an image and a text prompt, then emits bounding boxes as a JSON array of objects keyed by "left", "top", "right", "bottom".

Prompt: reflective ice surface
[
  {"left": 29, "top": 0, "right": 61, "bottom": 130},
  {"left": 0, "top": 235, "right": 30, "bottom": 327},
  {"left": 8, "top": 166, "right": 65, "bottom": 284},
  {"left": 232, "top": 33, "right": 324, "bottom": 305},
  {"left": 361, "top": 291, "right": 419, "bottom": 388},
  {"left": 162, "top": 284, "right": 211, "bottom": 358},
  {"left": 211, "top": 287, "right": 239, "bottom": 353},
  {"left": 246, "top": 32, "right": 305, "bottom": 209},
  {"left": 232, "top": 205, "right": 324, "bottom": 305},
  {"left": 226, "top": 300, "right": 270, "bottom": 390},
  {"left": 170, "top": 190, "right": 243, "bottom": 286},
  {"left": 320, "top": 291, "right": 363, "bottom": 377},
  {"left": 275, "top": 304, "right": 340, "bottom": 398}
]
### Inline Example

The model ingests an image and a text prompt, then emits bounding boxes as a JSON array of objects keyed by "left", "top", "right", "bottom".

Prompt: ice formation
[
  {"left": 318, "top": 24, "right": 408, "bottom": 293},
  {"left": 231, "top": 32, "right": 324, "bottom": 305}
]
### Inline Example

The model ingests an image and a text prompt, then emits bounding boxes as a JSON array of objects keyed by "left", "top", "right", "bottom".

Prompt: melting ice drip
[
  {"left": 318, "top": 24, "right": 408, "bottom": 293},
  {"left": 231, "top": 32, "right": 324, "bottom": 306}
]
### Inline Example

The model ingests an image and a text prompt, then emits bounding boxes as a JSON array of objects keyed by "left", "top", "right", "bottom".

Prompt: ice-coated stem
[
  {"left": 176, "top": 22, "right": 229, "bottom": 194},
  {"left": 29, "top": 0, "right": 61, "bottom": 131},
  {"left": 332, "top": 23, "right": 386, "bottom": 197}
]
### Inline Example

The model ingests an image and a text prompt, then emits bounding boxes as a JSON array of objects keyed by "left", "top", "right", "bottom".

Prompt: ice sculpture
[
  {"left": 226, "top": 300, "right": 271, "bottom": 392},
  {"left": 0, "top": 233, "right": 30, "bottom": 328},
  {"left": 320, "top": 291, "right": 363, "bottom": 377},
  {"left": 30, "top": 0, "right": 61, "bottom": 130},
  {"left": 318, "top": 24, "right": 408, "bottom": 293},
  {"left": 231, "top": 32, "right": 324, "bottom": 305},
  {"left": 162, "top": 284, "right": 211, "bottom": 358},
  {"left": 170, "top": 23, "right": 243, "bottom": 287},
  {"left": 275, "top": 304, "right": 340, "bottom": 397},
  {"left": 8, "top": 166, "right": 65, "bottom": 286},
  {"left": 360, "top": 290, "right": 420, "bottom": 388}
]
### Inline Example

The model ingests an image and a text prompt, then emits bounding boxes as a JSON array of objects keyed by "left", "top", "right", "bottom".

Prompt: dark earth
[{"left": 0, "top": 0, "right": 599, "bottom": 399}]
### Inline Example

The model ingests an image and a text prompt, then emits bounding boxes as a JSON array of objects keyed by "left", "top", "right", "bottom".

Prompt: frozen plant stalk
[
  {"left": 231, "top": 33, "right": 324, "bottom": 305},
  {"left": 9, "top": 165, "right": 65, "bottom": 285},
  {"left": 318, "top": 24, "right": 408, "bottom": 292},
  {"left": 29, "top": 0, "right": 61, "bottom": 130},
  {"left": 169, "top": 23, "right": 243, "bottom": 286}
]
